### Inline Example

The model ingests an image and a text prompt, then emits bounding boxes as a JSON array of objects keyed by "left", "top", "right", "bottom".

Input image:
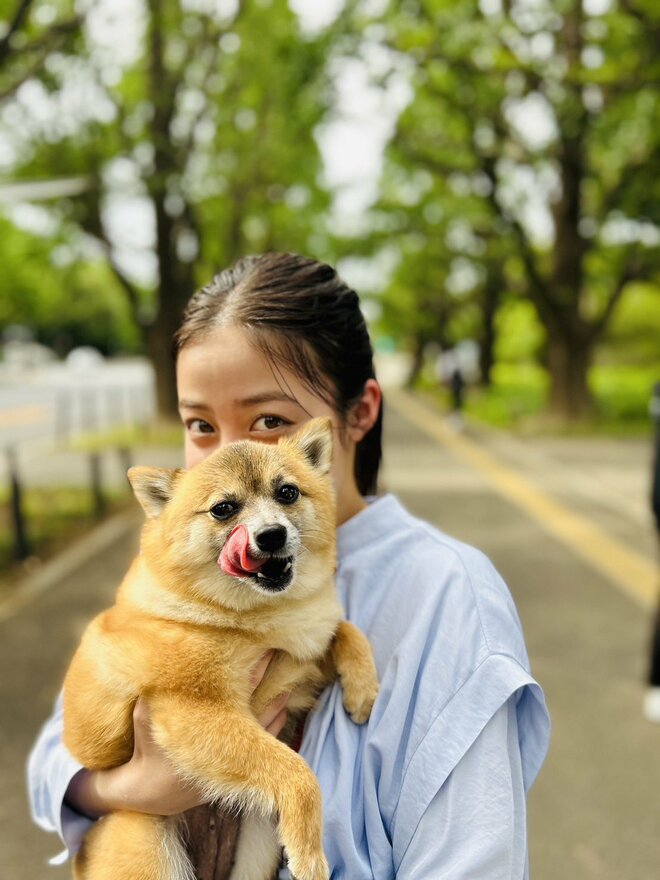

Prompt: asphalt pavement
[{"left": 1, "top": 391, "right": 658, "bottom": 880}]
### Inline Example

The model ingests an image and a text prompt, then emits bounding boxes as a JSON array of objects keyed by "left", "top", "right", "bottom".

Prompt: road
[{"left": 1, "top": 390, "right": 658, "bottom": 879}]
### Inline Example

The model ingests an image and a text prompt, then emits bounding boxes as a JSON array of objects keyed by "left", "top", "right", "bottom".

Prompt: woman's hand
[{"left": 65, "top": 651, "right": 290, "bottom": 819}]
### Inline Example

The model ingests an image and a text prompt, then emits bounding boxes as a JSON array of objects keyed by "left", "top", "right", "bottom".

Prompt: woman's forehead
[{"left": 176, "top": 329, "right": 328, "bottom": 415}]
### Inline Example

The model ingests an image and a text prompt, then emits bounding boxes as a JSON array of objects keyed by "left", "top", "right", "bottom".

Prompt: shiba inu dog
[{"left": 62, "top": 418, "right": 379, "bottom": 880}]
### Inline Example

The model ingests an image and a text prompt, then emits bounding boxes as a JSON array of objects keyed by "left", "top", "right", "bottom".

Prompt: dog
[{"left": 62, "top": 418, "right": 379, "bottom": 880}]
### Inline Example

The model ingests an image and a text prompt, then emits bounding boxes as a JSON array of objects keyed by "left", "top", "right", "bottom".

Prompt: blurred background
[{"left": 0, "top": 0, "right": 658, "bottom": 878}]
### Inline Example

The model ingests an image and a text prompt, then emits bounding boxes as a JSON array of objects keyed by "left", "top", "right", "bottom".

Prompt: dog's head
[{"left": 127, "top": 418, "right": 336, "bottom": 610}]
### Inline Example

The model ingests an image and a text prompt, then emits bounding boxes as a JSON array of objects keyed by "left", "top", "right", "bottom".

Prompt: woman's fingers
[
  {"left": 265, "top": 705, "right": 289, "bottom": 737},
  {"left": 257, "top": 692, "right": 290, "bottom": 731},
  {"left": 248, "top": 649, "right": 276, "bottom": 691},
  {"left": 131, "top": 696, "right": 154, "bottom": 758}
]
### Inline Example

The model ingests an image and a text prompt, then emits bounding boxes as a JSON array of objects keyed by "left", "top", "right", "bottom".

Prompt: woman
[{"left": 29, "top": 252, "right": 550, "bottom": 879}]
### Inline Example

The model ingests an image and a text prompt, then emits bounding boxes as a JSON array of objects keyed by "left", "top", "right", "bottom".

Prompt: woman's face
[{"left": 176, "top": 324, "right": 376, "bottom": 525}]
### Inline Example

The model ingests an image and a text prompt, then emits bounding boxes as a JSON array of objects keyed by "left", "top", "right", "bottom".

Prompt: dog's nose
[{"left": 255, "top": 525, "right": 287, "bottom": 553}]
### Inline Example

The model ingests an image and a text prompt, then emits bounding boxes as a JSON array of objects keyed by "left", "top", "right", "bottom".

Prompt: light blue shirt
[{"left": 28, "top": 494, "right": 550, "bottom": 877}]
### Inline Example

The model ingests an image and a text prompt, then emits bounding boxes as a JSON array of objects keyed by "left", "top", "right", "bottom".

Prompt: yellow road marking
[
  {"left": 0, "top": 405, "right": 48, "bottom": 428},
  {"left": 387, "top": 389, "right": 657, "bottom": 610}
]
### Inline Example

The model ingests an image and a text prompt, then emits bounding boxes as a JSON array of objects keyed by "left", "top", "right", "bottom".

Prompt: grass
[
  {"left": 69, "top": 419, "right": 184, "bottom": 453},
  {"left": 425, "top": 362, "right": 659, "bottom": 436},
  {"left": 0, "top": 486, "right": 131, "bottom": 588},
  {"left": 0, "top": 420, "right": 183, "bottom": 588}
]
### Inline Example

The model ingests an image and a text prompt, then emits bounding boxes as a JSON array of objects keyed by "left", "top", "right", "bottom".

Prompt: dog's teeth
[
  {"left": 257, "top": 572, "right": 265, "bottom": 580},
  {"left": 284, "top": 562, "right": 292, "bottom": 572}
]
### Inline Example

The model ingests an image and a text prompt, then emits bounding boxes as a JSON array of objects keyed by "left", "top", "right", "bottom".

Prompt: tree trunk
[
  {"left": 479, "top": 275, "right": 500, "bottom": 387},
  {"left": 145, "top": 317, "right": 180, "bottom": 418},
  {"left": 546, "top": 326, "right": 594, "bottom": 420},
  {"left": 543, "top": 1, "right": 592, "bottom": 423},
  {"left": 148, "top": 189, "right": 197, "bottom": 417},
  {"left": 145, "top": 0, "right": 198, "bottom": 419},
  {"left": 406, "top": 336, "right": 426, "bottom": 388}
]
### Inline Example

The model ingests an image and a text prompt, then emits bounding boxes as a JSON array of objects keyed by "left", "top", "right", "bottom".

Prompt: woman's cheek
[{"left": 184, "top": 437, "right": 215, "bottom": 469}]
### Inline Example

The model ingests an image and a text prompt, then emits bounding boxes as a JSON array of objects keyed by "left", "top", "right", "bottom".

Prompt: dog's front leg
[
  {"left": 330, "top": 620, "right": 379, "bottom": 724},
  {"left": 149, "top": 693, "right": 328, "bottom": 880}
]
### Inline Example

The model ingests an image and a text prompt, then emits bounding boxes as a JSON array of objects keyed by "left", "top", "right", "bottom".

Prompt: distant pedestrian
[
  {"left": 643, "top": 383, "right": 660, "bottom": 723},
  {"left": 450, "top": 366, "right": 465, "bottom": 413}
]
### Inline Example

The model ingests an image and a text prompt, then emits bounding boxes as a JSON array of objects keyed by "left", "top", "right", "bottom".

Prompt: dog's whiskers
[{"left": 298, "top": 528, "right": 326, "bottom": 539}]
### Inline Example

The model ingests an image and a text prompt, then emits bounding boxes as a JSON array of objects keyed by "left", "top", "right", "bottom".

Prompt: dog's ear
[
  {"left": 291, "top": 418, "right": 333, "bottom": 475},
  {"left": 127, "top": 467, "right": 182, "bottom": 518}
]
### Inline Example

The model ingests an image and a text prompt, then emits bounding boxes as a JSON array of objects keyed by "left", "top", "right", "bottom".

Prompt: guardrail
[
  {"left": 3, "top": 443, "right": 137, "bottom": 562},
  {"left": 1, "top": 361, "right": 156, "bottom": 566}
]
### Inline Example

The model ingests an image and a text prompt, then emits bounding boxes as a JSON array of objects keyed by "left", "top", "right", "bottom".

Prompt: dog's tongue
[{"left": 219, "top": 525, "right": 264, "bottom": 578}]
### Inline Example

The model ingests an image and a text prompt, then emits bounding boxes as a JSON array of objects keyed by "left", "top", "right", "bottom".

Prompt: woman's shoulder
[
  {"left": 338, "top": 494, "right": 528, "bottom": 665},
  {"left": 316, "top": 495, "right": 550, "bottom": 816}
]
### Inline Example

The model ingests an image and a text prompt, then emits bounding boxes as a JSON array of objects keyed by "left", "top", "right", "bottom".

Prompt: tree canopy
[
  {"left": 371, "top": 0, "right": 659, "bottom": 417},
  {"left": 0, "top": 0, "right": 657, "bottom": 422}
]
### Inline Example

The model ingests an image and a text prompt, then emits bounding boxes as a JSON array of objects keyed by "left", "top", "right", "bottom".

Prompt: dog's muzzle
[{"left": 219, "top": 524, "right": 294, "bottom": 592}]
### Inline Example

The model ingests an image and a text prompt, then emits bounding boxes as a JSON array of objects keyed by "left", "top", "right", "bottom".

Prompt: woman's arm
[
  {"left": 66, "top": 688, "right": 290, "bottom": 818},
  {"left": 395, "top": 697, "right": 529, "bottom": 879}
]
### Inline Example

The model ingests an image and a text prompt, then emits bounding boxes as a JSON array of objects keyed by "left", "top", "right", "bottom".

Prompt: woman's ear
[{"left": 346, "top": 378, "right": 382, "bottom": 442}]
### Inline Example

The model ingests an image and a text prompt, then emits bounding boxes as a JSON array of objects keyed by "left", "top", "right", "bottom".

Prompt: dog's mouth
[
  {"left": 247, "top": 555, "right": 294, "bottom": 592},
  {"left": 218, "top": 525, "right": 294, "bottom": 593}
]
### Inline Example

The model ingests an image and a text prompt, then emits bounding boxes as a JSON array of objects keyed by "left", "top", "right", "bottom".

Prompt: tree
[
  {"left": 0, "top": 215, "right": 139, "bottom": 354},
  {"left": 0, "top": 0, "right": 81, "bottom": 101},
  {"left": 373, "top": 0, "right": 660, "bottom": 418},
  {"left": 373, "top": 140, "right": 515, "bottom": 388},
  {"left": 2, "top": 0, "right": 335, "bottom": 416}
]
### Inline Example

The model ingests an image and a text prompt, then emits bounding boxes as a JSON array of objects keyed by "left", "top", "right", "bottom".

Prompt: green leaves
[{"left": 366, "top": 0, "right": 660, "bottom": 416}]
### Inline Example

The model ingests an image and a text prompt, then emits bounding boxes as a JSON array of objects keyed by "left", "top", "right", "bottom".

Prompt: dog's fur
[{"left": 62, "top": 418, "right": 379, "bottom": 880}]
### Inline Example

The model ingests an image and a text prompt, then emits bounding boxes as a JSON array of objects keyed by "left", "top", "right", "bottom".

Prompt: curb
[{"left": 0, "top": 509, "right": 138, "bottom": 622}]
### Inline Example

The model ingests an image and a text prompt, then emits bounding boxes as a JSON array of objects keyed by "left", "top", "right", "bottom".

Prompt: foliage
[
  {"left": 455, "top": 362, "right": 657, "bottom": 433},
  {"left": 0, "top": 0, "right": 658, "bottom": 428},
  {"left": 0, "top": 0, "right": 338, "bottom": 413},
  {"left": 600, "top": 283, "right": 660, "bottom": 364},
  {"left": 0, "top": 0, "right": 81, "bottom": 101},
  {"left": 0, "top": 216, "right": 139, "bottom": 353},
  {"left": 367, "top": 0, "right": 660, "bottom": 418},
  {"left": 494, "top": 299, "right": 545, "bottom": 364}
]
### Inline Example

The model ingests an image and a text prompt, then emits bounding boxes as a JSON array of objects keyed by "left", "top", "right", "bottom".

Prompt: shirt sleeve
[
  {"left": 27, "top": 692, "right": 95, "bottom": 864},
  {"left": 396, "top": 697, "right": 528, "bottom": 879}
]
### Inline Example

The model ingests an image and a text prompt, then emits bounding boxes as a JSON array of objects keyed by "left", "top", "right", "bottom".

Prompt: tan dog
[{"left": 63, "top": 418, "right": 379, "bottom": 880}]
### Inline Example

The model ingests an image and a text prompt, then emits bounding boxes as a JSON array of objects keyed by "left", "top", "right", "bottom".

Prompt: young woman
[{"left": 29, "top": 252, "right": 550, "bottom": 879}]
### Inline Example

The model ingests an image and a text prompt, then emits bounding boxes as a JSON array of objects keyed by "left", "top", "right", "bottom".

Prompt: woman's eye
[
  {"left": 276, "top": 484, "right": 300, "bottom": 505},
  {"left": 187, "top": 419, "right": 214, "bottom": 434},
  {"left": 210, "top": 501, "right": 239, "bottom": 521},
  {"left": 252, "top": 415, "right": 290, "bottom": 432}
]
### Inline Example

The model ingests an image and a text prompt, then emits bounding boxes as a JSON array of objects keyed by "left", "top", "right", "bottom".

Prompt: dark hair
[{"left": 173, "top": 252, "right": 383, "bottom": 495}]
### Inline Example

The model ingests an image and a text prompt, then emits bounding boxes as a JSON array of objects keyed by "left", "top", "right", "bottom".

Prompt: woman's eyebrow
[
  {"left": 178, "top": 399, "right": 213, "bottom": 411},
  {"left": 234, "top": 392, "right": 301, "bottom": 407}
]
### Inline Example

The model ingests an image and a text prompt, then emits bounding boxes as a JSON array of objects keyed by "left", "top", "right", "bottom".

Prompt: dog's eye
[
  {"left": 210, "top": 501, "right": 239, "bottom": 521},
  {"left": 276, "top": 484, "right": 300, "bottom": 505}
]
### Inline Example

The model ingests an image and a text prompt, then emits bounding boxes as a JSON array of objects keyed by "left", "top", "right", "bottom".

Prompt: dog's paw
[
  {"left": 287, "top": 850, "right": 329, "bottom": 880},
  {"left": 342, "top": 678, "right": 379, "bottom": 725}
]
